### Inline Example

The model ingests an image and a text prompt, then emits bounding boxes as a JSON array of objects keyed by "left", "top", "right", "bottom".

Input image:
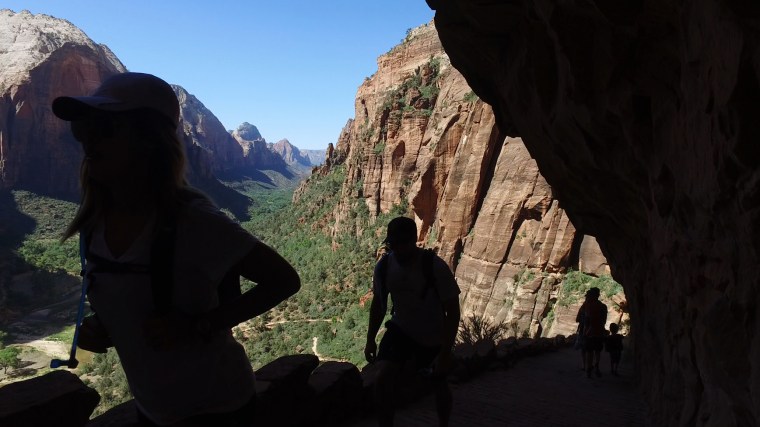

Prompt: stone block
[
  {"left": 359, "top": 362, "right": 383, "bottom": 413},
  {"left": 255, "top": 355, "right": 318, "bottom": 426},
  {"left": 495, "top": 339, "right": 515, "bottom": 360},
  {"left": 307, "top": 361, "right": 362, "bottom": 424},
  {"left": 0, "top": 370, "right": 100, "bottom": 427},
  {"left": 255, "top": 354, "right": 319, "bottom": 389}
]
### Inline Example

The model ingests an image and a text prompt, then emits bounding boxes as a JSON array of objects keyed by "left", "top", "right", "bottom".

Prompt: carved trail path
[{"left": 350, "top": 346, "right": 647, "bottom": 426}]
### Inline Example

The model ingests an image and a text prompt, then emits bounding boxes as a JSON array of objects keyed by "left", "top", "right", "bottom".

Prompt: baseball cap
[
  {"left": 384, "top": 216, "right": 417, "bottom": 245},
  {"left": 52, "top": 72, "right": 179, "bottom": 128}
]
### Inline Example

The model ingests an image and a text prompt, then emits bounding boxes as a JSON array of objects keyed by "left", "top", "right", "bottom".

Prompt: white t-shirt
[
  {"left": 373, "top": 249, "right": 460, "bottom": 347},
  {"left": 86, "top": 197, "right": 258, "bottom": 425}
]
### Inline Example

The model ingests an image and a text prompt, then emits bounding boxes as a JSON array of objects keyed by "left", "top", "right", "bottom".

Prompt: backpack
[{"left": 375, "top": 248, "right": 437, "bottom": 315}]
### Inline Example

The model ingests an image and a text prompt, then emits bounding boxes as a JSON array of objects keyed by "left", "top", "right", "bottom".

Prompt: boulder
[
  {"left": 307, "top": 361, "right": 362, "bottom": 424},
  {"left": 0, "top": 370, "right": 99, "bottom": 427}
]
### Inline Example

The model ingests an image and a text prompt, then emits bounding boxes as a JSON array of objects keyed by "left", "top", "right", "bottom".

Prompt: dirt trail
[
  {"left": 311, "top": 336, "right": 345, "bottom": 362},
  {"left": 265, "top": 318, "right": 334, "bottom": 328},
  {"left": 349, "top": 347, "right": 646, "bottom": 426}
]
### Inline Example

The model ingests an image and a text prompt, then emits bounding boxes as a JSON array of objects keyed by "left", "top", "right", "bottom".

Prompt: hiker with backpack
[
  {"left": 364, "top": 217, "right": 461, "bottom": 427},
  {"left": 52, "top": 72, "right": 300, "bottom": 426}
]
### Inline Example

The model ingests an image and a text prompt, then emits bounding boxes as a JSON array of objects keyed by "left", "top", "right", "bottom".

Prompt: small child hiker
[{"left": 605, "top": 323, "right": 624, "bottom": 376}]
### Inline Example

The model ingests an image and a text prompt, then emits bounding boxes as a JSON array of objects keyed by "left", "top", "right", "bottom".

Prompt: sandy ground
[{"left": 0, "top": 340, "right": 69, "bottom": 384}]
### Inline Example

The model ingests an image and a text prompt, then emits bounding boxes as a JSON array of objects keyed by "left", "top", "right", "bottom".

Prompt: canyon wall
[
  {"left": 428, "top": 0, "right": 760, "bottom": 425},
  {"left": 312, "top": 22, "right": 618, "bottom": 338}
]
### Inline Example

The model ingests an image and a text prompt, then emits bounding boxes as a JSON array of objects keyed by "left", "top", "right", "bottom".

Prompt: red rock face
[
  {"left": 429, "top": 0, "right": 760, "bottom": 424},
  {"left": 175, "top": 85, "right": 245, "bottom": 175},
  {"left": 231, "top": 130, "right": 288, "bottom": 171},
  {"left": 319, "top": 21, "right": 617, "bottom": 338},
  {"left": 0, "top": 11, "right": 126, "bottom": 199}
]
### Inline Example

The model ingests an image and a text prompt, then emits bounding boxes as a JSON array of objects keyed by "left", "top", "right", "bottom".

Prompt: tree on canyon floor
[{"left": 0, "top": 346, "right": 21, "bottom": 374}]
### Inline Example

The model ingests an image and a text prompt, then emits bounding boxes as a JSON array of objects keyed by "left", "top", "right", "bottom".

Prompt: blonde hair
[{"left": 63, "top": 109, "right": 193, "bottom": 240}]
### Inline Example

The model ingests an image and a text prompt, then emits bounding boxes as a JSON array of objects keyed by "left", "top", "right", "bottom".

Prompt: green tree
[{"left": 0, "top": 347, "right": 21, "bottom": 374}]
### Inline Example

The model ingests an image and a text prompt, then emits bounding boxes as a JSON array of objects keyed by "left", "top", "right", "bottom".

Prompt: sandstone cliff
[
  {"left": 306, "top": 22, "right": 617, "bottom": 338},
  {"left": 428, "top": 0, "right": 760, "bottom": 425},
  {"left": 0, "top": 9, "right": 126, "bottom": 199},
  {"left": 174, "top": 85, "right": 245, "bottom": 175}
]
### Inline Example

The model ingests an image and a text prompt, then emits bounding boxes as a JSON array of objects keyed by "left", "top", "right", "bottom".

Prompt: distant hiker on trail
[
  {"left": 576, "top": 287, "right": 607, "bottom": 378},
  {"left": 53, "top": 72, "right": 300, "bottom": 426},
  {"left": 605, "top": 322, "right": 624, "bottom": 376},
  {"left": 364, "top": 216, "right": 461, "bottom": 427},
  {"left": 574, "top": 289, "right": 590, "bottom": 371}
]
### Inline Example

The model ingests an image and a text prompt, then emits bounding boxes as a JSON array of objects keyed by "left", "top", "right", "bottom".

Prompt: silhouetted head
[
  {"left": 52, "top": 72, "right": 188, "bottom": 238},
  {"left": 587, "top": 287, "right": 601, "bottom": 300},
  {"left": 384, "top": 217, "right": 418, "bottom": 262},
  {"left": 53, "top": 72, "right": 180, "bottom": 127},
  {"left": 609, "top": 322, "right": 619, "bottom": 334}
]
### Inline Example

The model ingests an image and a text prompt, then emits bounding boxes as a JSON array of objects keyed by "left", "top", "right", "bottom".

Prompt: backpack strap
[
  {"left": 79, "top": 233, "right": 87, "bottom": 277},
  {"left": 149, "top": 220, "right": 176, "bottom": 315},
  {"left": 420, "top": 249, "right": 437, "bottom": 300},
  {"left": 81, "top": 216, "right": 177, "bottom": 315},
  {"left": 376, "top": 253, "right": 391, "bottom": 313},
  {"left": 86, "top": 252, "right": 151, "bottom": 275}
]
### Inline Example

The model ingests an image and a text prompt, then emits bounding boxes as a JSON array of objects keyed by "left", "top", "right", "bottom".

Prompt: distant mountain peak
[
  {"left": 270, "top": 138, "right": 312, "bottom": 167},
  {"left": 235, "top": 122, "right": 263, "bottom": 141},
  {"left": 272, "top": 138, "right": 295, "bottom": 152}
]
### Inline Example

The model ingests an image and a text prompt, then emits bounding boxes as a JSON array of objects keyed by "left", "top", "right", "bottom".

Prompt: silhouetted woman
[{"left": 53, "top": 72, "right": 300, "bottom": 426}]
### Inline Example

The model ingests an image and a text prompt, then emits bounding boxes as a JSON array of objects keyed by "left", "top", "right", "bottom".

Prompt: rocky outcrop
[
  {"left": 0, "top": 370, "right": 99, "bottom": 427},
  {"left": 232, "top": 122, "right": 288, "bottom": 171},
  {"left": 315, "top": 21, "right": 619, "bottom": 338},
  {"left": 428, "top": 0, "right": 760, "bottom": 425},
  {"left": 235, "top": 122, "right": 262, "bottom": 141},
  {"left": 0, "top": 9, "right": 126, "bottom": 199}
]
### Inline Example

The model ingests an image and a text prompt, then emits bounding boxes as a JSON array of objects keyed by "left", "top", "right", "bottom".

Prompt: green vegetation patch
[
  {"left": 463, "top": 91, "right": 479, "bottom": 103},
  {"left": 380, "top": 56, "right": 442, "bottom": 120},
  {"left": 11, "top": 191, "right": 80, "bottom": 274},
  {"left": 47, "top": 325, "right": 75, "bottom": 343},
  {"left": 557, "top": 270, "right": 623, "bottom": 307}
]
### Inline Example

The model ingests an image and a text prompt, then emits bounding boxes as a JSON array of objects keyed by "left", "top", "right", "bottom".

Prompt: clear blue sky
[{"left": 5, "top": 1, "right": 435, "bottom": 150}]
